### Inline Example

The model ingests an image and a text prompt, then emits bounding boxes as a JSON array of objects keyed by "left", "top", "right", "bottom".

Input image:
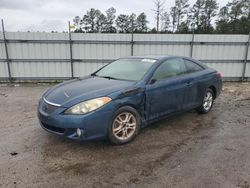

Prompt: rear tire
[
  {"left": 108, "top": 106, "right": 140, "bottom": 145},
  {"left": 196, "top": 88, "right": 214, "bottom": 114}
]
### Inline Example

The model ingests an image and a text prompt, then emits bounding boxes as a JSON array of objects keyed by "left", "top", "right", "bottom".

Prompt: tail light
[{"left": 216, "top": 71, "right": 222, "bottom": 78}]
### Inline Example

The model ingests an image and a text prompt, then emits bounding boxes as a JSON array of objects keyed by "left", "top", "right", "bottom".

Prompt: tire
[
  {"left": 108, "top": 106, "right": 141, "bottom": 145},
  {"left": 196, "top": 88, "right": 214, "bottom": 114}
]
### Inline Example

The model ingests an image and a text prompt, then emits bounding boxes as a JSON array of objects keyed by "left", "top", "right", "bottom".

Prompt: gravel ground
[{"left": 0, "top": 82, "right": 250, "bottom": 188}]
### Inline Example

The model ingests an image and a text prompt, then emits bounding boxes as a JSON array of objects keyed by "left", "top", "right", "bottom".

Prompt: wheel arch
[
  {"left": 114, "top": 103, "right": 144, "bottom": 126},
  {"left": 116, "top": 103, "right": 142, "bottom": 118},
  {"left": 208, "top": 85, "right": 217, "bottom": 98}
]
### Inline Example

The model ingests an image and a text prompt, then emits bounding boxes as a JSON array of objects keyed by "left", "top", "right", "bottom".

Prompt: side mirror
[{"left": 150, "top": 78, "right": 157, "bottom": 84}]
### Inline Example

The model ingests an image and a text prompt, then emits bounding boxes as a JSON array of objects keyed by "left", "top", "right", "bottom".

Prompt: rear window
[{"left": 184, "top": 59, "right": 204, "bottom": 73}]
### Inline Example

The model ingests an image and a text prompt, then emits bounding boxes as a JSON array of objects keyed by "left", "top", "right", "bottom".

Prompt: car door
[
  {"left": 145, "top": 58, "right": 189, "bottom": 121},
  {"left": 182, "top": 58, "right": 206, "bottom": 110}
]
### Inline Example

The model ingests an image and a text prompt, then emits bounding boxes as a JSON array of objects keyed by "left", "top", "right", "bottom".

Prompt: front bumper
[{"left": 37, "top": 98, "right": 115, "bottom": 141}]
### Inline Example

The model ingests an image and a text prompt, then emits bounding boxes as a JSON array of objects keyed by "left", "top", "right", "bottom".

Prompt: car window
[
  {"left": 152, "top": 58, "right": 186, "bottom": 80},
  {"left": 184, "top": 59, "right": 203, "bottom": 73}
]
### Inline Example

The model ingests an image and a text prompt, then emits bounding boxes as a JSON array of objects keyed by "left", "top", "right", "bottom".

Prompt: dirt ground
[{"left": 0, "top": 82, "right": 250, "bottom": 188}]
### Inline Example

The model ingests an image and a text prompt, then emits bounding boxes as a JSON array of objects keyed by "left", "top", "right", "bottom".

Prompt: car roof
[
  {"left": 120, "top": 55, "right": 208, "bottom": 69},
  {"left": 121, "top": 55, "right": 170, "bottom": 60}
]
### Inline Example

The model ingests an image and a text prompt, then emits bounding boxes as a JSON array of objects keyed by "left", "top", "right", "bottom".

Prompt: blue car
[{"left": 38, "top": 56, "right": 222, "bottom": 144}]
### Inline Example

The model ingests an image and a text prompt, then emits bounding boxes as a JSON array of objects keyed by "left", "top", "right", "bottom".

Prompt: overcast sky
[{"left": 0, "top": 0, "right": 229, "bottom": 32}]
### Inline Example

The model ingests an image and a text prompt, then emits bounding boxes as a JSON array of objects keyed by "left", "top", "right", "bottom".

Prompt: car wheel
[
  {"left": 108, "top": 106, "right": 140, "bottom": 145},
  {"left": 196, "top": 88, "right": 214, "bottom": 114}
]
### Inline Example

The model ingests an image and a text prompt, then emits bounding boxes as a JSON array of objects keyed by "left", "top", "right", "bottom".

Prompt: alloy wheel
[
  {"left": 203, "top": 91, "right": 213, "bottom": 111},
  {"left": 112, "top": 112, "right": 137, "bottom": 140}
]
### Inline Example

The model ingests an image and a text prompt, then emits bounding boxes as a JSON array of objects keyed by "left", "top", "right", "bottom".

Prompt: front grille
[
  {"left": 42, "top": 101, "right": 58, "bottom": 114},
  {"left": 41, "top": 122, "right": 65, "bottom": 134}
]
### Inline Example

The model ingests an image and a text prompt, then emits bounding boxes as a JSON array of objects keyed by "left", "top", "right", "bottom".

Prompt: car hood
[{"left": 44, "top": 76, "right": 135, "bottom": 107}]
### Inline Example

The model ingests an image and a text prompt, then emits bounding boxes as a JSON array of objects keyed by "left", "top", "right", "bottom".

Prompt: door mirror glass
[{"left": 150, "top": 78, "right": 157, "bottom": 84}]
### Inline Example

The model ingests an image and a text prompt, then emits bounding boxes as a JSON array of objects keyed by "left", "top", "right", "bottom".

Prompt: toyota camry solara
[{"left": 38, "top": 56, "right": 222, "bottom": 144}]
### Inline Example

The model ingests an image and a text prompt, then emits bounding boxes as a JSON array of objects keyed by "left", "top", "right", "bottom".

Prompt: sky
[{"left": 0, "top": 0, "right": 229, "bottom": 32}]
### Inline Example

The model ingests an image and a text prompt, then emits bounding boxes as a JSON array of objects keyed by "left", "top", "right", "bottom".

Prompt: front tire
[
  {"left": 196, "top": 88, "right": 214, "bottom": 114},
  {"left": 108, "top": 106, "right": 140, "bottom": 145}
]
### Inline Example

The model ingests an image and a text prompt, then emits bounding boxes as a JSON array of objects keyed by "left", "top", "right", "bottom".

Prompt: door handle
[{"left": 186, "top": 82, "right": 192, "bottom": 87}]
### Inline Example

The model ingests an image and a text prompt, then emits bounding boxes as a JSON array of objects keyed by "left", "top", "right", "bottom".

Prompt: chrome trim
[{"left": 43, "top": 97, "right": 61, "bottom": 107}]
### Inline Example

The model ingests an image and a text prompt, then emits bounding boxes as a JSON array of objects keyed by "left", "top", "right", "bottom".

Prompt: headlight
[{"left": 64, "top": 97, "right": 112, "bottom": 115}]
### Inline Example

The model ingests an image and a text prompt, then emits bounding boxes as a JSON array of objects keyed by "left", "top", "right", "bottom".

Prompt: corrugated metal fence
[{"left": 0, "top": 31, "right": 250, "bottom": 82}]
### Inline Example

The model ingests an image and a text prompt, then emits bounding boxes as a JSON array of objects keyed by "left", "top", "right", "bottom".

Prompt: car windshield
[{"left": 95, "top": 58, "right": 156, "bottom": 81}]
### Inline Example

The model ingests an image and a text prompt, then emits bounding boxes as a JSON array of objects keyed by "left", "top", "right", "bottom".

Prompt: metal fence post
[
  {"left": 130, "top": 23, "right": 134, "bottom": 56},
  {"left": 1, "top": 19, "right": 12, "bottom": 81},
  {"left": 68, "top": 21, "right": 74, "bottom": 78},
  {"left": 241, "top": 31, "right": 250, "bottom": 81},
  {"left": 190, "top": 30, "right": 195, "bottom": 58}
]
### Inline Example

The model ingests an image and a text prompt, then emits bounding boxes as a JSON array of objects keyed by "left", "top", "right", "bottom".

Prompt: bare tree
[{"left": 152, "top": 0, "right": 165, "bottom": 32}]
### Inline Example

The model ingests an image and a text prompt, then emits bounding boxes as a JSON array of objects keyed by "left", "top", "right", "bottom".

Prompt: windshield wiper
[
  {"left": 101, "top": 76, "right": 118, "bottom": 80},
  {"left": 91, "top": 73, "right": 118, "bottom": 80}
]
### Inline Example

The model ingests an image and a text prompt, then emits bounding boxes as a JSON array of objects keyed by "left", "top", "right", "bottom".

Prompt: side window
[
  {"left": 184, "top": 59, "right": 203, "bottom": 73},
  {"left": 152, "top": 58, "right": 186, "bottom": 80}
]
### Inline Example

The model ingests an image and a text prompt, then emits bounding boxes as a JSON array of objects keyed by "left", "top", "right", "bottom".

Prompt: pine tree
[
  {"left": 203, "top": 0, "right": 218, "bottom": 32},
  {"left": 170, "top": 0, "right": 190, "bottom": 32},
  {"left": 135, "top": 13, "right": 148, "bottom": 32},
  {"left": 115, "top": 14, "right": 130, "bottom": 33},
  {"left": 105, "top": 7, "right": 117, "bottom": 33},
  {"left": 190, "top": 0, "right": 205, "bottom": 33},
  {"left": 216, "top": 0, "right": 249, "bottom": 34}
]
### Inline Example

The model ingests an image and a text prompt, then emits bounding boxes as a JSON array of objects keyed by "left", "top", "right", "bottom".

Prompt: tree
[
  {"left": 190, "top": 0, "right": 205, "bottom": 33},
  {"left": 115, "top": 13, "right": 137, "bottom": 33},
  {"left": 116, "top": 14, "right": 130, "bottom": 33},
  {"left": 170, "top": 0, "right": 190, "bottom": 32},
  {"left": 242, "top": 0, "right": 250, "bottom": 18},
  {"left": 228, "top": 0, "right": 245, "bottom": 33},
  {"left": 203, "top": 0, "right": 218, "bottom": 32},
  {"left": 152, "top": 0, "right": 165, "bottom": 32},
  {"left": 105, "top": 7, "right": 117, "bottom": 33},
  {"left": 170, "top": 7, "right": 177, "bottom": 32},
  {"left": 96, "top": 13, "right": 107, "bottom": 33},
  {"left": 179, "top": 11, "right": 193, "bottom": 33},
  {"left": 129, "top": 13, "right": 137, "bottom": 32},
  {"left": 215, "top": 6, "right": 230, "bottom": 33},
  {"left": 218, "top": 6, "right": 229, "bottom": 21},
  {"left": 241, "top": 0, "right": 250, "bottom": 33},
  {"left": 216, "top": 0, "right": 249, "bottom": 34},
  {"left": 190, "top": 0, "right": 218, "bottom": 33},
  {"left": 149, "top": 27, "right": 158, "bottom": 33},
  {"left": 81, "top": 8, "right": 97, "bottom": 32},
  {"left": 178, "top": 22, "right": 191, "bottom": 33},
  {"left": 161, "top": 11, "right": 171, "bottom": 32},
  {"left": 73, "top": 1, "right": 249, "bottom": 34},
  {"left": 80, "top": 8, "right": 107, "bottom": 32},
  {"left": 135, "top": 13, "right": 148, "bottom": 32}
]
